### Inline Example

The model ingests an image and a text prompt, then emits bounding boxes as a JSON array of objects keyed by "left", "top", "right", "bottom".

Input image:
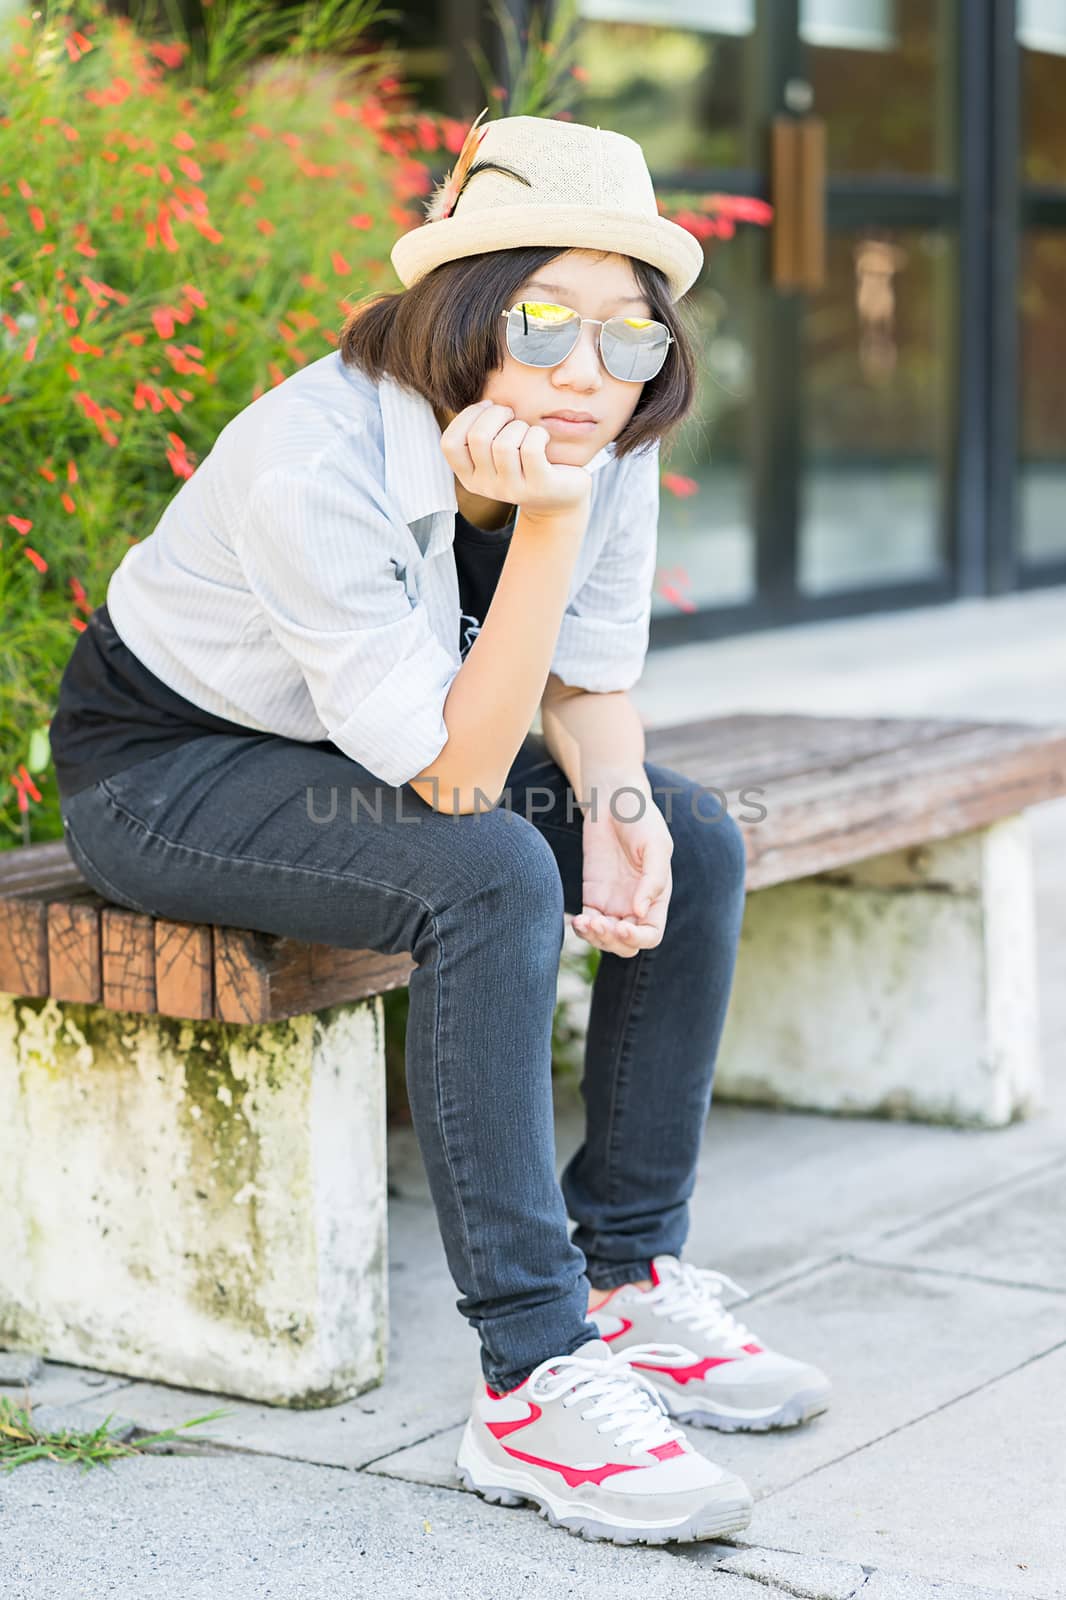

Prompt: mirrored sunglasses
[{"left": 500, "top": 301, "right": 673, "bottom": 383}]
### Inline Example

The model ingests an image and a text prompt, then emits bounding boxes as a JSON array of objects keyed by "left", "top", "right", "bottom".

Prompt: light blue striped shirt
[{"left": 106, "top": 350, "right": 660, "bottom": 789}]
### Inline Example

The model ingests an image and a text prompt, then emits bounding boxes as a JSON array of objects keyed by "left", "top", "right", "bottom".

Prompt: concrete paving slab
[
  {"left": 0, "top": 1351, "right": 42, "bottom": 1384},
  {"left": 364, "top": 1419, "right": 465, "bottom": 1486},
  {"left": 671, "top": 1548, "right": 1016, "bottom": 1600},
  {"left": 751, "top": 1342, "right": 1066, "bottom": 1599},
  {"left": 856, "top": 1160, "right": 1066, "bottom": 1292},
  {"left": 1, "top": 1359, "right": 133, "bottom": 1410},
  {"left": 859, "top": 1573, "right": 1036, "bottom": 1600},
  {"left": 712, "top": 1546, "right": 868, "bottom": 1596},
  {"left": 673, "top": 1114, "right": 1066, "bottom": 1297},
  {"left": 0, "top": 1448, "right": 780, "bottom": 1600}
]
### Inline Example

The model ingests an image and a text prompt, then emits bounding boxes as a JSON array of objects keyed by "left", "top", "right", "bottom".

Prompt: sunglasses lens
[
  {"left": 601, "top": 316, "right": 671, "bottom": 381},
  {"left": 505, "top": 303, "right": 671, "bottom": 381},
  {"left": 505, "top": 302, "right": 581, "bottom": 367}
]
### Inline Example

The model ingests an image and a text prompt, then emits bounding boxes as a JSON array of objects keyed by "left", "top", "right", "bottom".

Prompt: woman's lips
[{"left": 541, "top": 415, "right": 598, "bottom": 435}]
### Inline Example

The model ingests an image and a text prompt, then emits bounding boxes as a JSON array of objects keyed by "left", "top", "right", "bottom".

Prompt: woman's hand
[
  {"left": 571, "top": 791, "right": 673, "bottom": 958},
  {"left": 440, "top": 400, "right": 593, "bottom": 520}
]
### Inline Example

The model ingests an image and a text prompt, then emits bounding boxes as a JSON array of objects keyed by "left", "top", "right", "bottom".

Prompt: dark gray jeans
[{"left": 59, "top": 729, "right": 748, "bottom": 1393}]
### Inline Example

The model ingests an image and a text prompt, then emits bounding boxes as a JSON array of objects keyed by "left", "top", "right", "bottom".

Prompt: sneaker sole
[
  {"left": 655, "top": 1382, "right": 832, "bottom": 1433},
  {"left": 454, "top": 1422, "right": 754, "bottom": 1546}
]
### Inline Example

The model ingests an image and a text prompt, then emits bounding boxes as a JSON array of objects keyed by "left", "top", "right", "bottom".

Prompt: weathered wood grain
[
  {"left": 155, "top": 920, "right": 213, "bottom": 1020},
  {"left": 101, "top": 908, "right": 157, "bottom": 1014},
  {"left": 47, "top": 896, "right": 104, "bottom": 1003},
  {"left": 645, "top": 713, "right": 1066, "bottom": 890}
]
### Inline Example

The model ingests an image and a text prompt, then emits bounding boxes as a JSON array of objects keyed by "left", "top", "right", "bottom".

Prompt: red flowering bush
[{"left": 0, "top": 5, "right": 460, "bottom": 845}]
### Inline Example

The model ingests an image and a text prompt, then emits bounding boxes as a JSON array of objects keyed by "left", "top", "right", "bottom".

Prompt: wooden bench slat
[
  {"left": 213, "top": 927, "right": 413, "bottom": 1023},
  {"left": 647, "top": 715, "right": 1066, "bottom": 890},
  {"left": 307, "top": 943, "right": 416, "bottom": 1006},
  {"left": 101, "top": 908, "right": 157, "bottom": 1014},
  {"left": 1, "top": 878, "right": 106, "bottom": 996},
  {"left": 0, "top": 839, "right": 76, "bottom": 889},
  {"left": 0, "top": 899, "right": 49, "bottom": 996},
  {"left": 213, "top": 925, "right": 288, "bottom": 1024},
  {"left": 154, "top": 920, "right": 214, "bottom": 1020},
  {"left": 646, "top": 711, "right": 973, "bottom": 783},
  {"left": 47, "top": 898, "right": 103, "bottom": 1004},
  {"left": 648, "top": 713, "right": 1065, "bottom": 794}
]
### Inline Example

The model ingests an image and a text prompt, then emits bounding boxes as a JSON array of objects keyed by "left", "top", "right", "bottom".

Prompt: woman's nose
[{"left": 556, "top": 323, "right": 604, "bottom": 384}]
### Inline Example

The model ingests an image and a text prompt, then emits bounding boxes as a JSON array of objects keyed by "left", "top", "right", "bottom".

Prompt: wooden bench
[{"left": 2, "top": 711, "right": 1064, "bottom": 1407}]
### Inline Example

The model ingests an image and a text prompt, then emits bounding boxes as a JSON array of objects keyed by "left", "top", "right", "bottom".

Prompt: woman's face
[{"left": 440, "top": 249, "right": 650, "bottom": 467}]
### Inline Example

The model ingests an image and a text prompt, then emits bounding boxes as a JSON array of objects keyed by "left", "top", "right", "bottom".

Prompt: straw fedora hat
[{"left": 390, "top": 108, "right": 704, "bottom": 304}]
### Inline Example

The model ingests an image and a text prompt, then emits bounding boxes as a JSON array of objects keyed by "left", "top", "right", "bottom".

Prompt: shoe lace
[
  {"left": 643, "top": 1262, "right": 754, "bottom": 1344},
  {"left": 525, "top": 1342, "right": 698, "bottom": 1455}
]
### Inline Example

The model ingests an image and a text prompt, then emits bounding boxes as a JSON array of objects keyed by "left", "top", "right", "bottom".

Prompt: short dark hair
[{"left": 339, "top": 246, "right": 700, "bottom": 463}]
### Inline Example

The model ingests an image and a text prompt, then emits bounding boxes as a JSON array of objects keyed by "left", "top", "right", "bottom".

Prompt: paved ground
[{"left": 4, "top": 585, "right": 1065, "bottom": 1599}]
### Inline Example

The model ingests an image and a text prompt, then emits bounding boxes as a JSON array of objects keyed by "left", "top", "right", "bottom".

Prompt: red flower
[{"left": 661, "top": 472, "right": 699, "bottom": 498}]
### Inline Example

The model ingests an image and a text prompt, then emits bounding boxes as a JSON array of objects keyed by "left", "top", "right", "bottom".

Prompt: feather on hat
[{"left": 423, "top": 106, "right": 532, "bottom": 223}]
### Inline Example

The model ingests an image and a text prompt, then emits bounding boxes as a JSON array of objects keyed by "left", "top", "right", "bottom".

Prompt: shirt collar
[{"left": 378, "top": 372, "right": 616, "bottom": 530}]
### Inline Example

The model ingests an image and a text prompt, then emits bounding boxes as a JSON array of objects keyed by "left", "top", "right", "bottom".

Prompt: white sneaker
[
  {"left": 588, "top": 1255, "right": 832, "bottom": 1432},
  {"left": 455, "top": 1336, "right": 754, "bottom": 1545}
]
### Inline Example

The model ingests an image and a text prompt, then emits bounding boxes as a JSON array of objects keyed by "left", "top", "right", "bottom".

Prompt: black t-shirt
[
  {"left": 453, "top": 503, "right": 516, "bottom": 660},
  {"left": 49, "top": 505, "right": 517, "bottom": 800},
  {"left": 49, "top": 603, "right": 264, "bottom": 800}
]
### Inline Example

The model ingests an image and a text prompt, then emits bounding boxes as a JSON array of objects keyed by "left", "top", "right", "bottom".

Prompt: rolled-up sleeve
[
  {"left": 549, "top": 441, "right": 660, "bottom": 693},
  {"left": 237, "top": 458, "right": 459, "bottom": 789}
]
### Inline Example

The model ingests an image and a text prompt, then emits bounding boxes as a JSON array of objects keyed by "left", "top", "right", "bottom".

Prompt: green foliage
[
  {"left": 468, "top": 0, "right": 585, "bottom": 120},
  {"left": 0, "top": 2, "right": 437, "bottom": 845},
  {"left": 0, "top": 1389, "right": 231, "bottom": 1472}
]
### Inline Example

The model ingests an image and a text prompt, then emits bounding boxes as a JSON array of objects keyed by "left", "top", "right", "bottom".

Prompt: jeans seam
[
  {"left": 429, "top": 902, "right": 481, "bottom": 1306},
  {"left": 63, "top": 805, "right": 155, "bottom": 915},
  {"left": 603, "top": 946, "right": 654, "bottom": 1212}
]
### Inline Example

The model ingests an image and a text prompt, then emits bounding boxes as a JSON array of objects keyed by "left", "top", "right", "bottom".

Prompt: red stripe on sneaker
[
  {"left": 742, "top": 1342, "right": 764, "bottom": 1354},
  {"left": 598, "top": 1316, "right": 633, "bottom": 1342},
  {"left": 486, "top": 1404, "right": 542, "bottom": 1437},
  {"left": 648, "top": 1440, "right": 686, "bottom": 1460},
  {"left": 484, "top": 1397, "right": 656, "bottom": 1486},
  {"left": 502, "top": 1447, "right": 648, "bottom": 1488},
  {"left": 629, "top": 1354, "right": 737, "bottom": 1383}
]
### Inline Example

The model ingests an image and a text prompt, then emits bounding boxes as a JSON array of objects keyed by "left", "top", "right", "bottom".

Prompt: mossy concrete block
[
  {"left": 715, "top": 814, "right": 1041, "bottom": 1127},
  {"left": 0, "top": 993, "right": 388, "bottom": 1407}
]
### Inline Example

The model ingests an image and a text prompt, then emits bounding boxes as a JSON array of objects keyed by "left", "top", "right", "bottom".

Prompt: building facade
[{"left": 384, "top": 1, "right": 1066, "bottom": 645}]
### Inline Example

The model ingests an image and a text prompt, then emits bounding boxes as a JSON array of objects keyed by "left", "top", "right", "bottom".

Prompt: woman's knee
[{"left": 435, "top": 807, "right": 565, "bottom": 929}]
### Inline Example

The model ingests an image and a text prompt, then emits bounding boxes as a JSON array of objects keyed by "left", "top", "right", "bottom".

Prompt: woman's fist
[{"left": 439, "top": 400, "right": 593, "bottom": 520}]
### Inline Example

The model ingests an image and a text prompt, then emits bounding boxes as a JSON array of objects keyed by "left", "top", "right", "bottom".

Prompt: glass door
[
  {"left": 796, "top": 0, "right": 959, "bottom": 602},
  {"left": 1017, "top": 2, "right": 1066, "bottom": 574},
  {"left": 574, "top": 0, "right": 968, "bottom": 644}
]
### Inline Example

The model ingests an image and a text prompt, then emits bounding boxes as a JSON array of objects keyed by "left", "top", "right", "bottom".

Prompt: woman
[{"left": 49, "top": 111, "right": 829, "bottom": 1546}]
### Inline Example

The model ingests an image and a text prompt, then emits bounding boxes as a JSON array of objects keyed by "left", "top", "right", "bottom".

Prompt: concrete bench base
[
  {"left": 714, "top": 814, "right": 1041, "bottom": 1128},
  {"left": 0, "top": 993, "right": 388, "bottom": 1407}
]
